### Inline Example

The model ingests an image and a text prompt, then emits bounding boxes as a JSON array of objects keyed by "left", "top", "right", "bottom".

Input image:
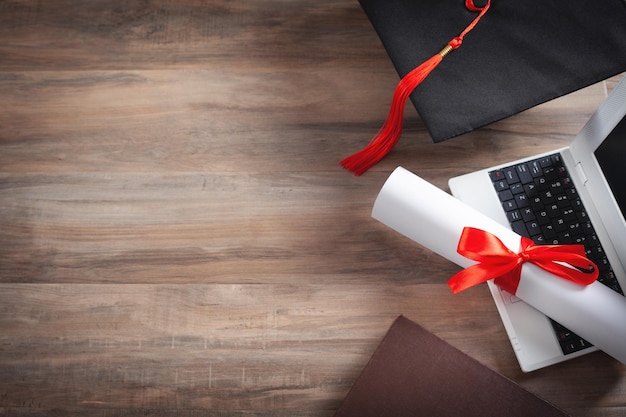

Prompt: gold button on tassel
[{"left": 439, "top": 44, "right": 454, "bottom": 58}]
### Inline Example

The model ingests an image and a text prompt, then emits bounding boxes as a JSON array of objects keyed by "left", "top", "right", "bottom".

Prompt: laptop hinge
[{"left": 575, "top": 162, "right": 588, "bottom": 186}]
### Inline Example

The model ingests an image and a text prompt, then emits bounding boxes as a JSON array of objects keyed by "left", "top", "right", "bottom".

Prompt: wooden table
[{"left": 1, "top": 1, "right": 624, "bottom": 415}]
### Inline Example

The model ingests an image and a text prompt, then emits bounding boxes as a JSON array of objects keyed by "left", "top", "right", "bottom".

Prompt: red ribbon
[{"left": 448, "top": 227, "right": 599, "bottom": 294}]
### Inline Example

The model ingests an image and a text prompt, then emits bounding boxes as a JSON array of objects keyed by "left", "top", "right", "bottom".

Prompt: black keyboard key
[
  {"left": 498, "top": 189, "right": 513, "bottom": 202},
  {"left": 533, "top": 235, "right": 546, "bottom": 244},
  {"left": 582, "top": 221, "right": 595, "bottom": 235},
  {"left": 541, "top": 224, "right": 557, "bottom": 240},
  {"left": 568, "top": 222, "right": 582, "bottom": 235},
  {"left": 516, "top": 163, "right": 534, "bottom": 184},
  {"left": 524, "top": 182, "right": 538, "bottom": 196},
  {"left": 493, "top": 180, "right": 508, "bottom": 192},
  {"left": 510, "top": 183, "right": 524, "bottom": 194},
  {"left": 539, "top": 189, "right": 556, "bottom": 204},
  {"left": 558, "top": 231, "right": 574, "bottom": 244},
  {"left": 489, "top": 170, "right": 505, "bottom": 183},
  {"left": 502, "top": 199, "right": 517, "bottom": 211},
  {"left": 536, "top": 209, "right": 551, "bottom": 225},
  {"left": 562, "top": 176, "right": 573, "bottom": 188},
  {"left": 520, "top": 207, "right": 535, "bottom": 222},
  {"left": 507, "top": 210, "right": 523, "bottom": 223},
  {"left": 550, "top": 321, "right": 593, "bottom": 354},
  {"left": 530, "top": 196, "right": 544, "bottom": 212},
  {"left": 529, "top": 160, "right": 542, "bottom": 177},
  {"left": 572, "top": 197, "right": 584, "bottom": 212},
  {"left": 554, "top": 217, "right": 568, "bottom": 232},
  {"left": 549, "top": 180, "right": 565, "bottom": 194},
  {"left": 514, "top": 193, "right": 529, "bottom": 208},
  {"left": 563, "top": 208, "right": 577, "bottom": 223},
  {"left": 547, "top": 203, "right": 560, "bottom": 218},
  {"left": 539, "top": 156, "right": 553, "bottom": 168},
  {"left": 510, "top": 220, "right": 528, "bottom": 237},
  {"left": 503, "top": 167, "right": 520, "bottom": 184},
  {"left": 535, "top": 177, "right": 549, "bottom": 191},
  {"left": 525, "top": 220, "right": 542, "bottom": 236},
  {"left": 543, "top": 167, "right": 559, "bottom": 181},
  {"left": 561, "top": 337, "right": 593, "bottom": 354},
  {"left": 556, "top": 194, "right": 570, "bottom": 208}
]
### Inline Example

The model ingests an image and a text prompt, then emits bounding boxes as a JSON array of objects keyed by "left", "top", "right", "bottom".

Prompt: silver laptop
[{"left": 449, "top": 76, "right": 626, "bottom": 372}]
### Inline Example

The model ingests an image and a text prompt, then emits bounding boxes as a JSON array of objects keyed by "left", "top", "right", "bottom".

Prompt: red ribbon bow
[{"left": 448, "top": 227, "right": 599, "bottom": 294}]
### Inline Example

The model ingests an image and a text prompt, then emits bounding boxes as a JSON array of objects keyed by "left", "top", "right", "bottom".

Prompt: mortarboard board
[{"left": 341, "top": 0, "right": 626, "bottom": 175}]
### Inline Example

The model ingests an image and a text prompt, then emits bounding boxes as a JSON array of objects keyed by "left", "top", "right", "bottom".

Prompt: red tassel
[
  {"left": 340, "top": 51, "right": 446, "bottom": 176},
  {"left": 341, "top": 0, "right": 491, "bottom": 175}
]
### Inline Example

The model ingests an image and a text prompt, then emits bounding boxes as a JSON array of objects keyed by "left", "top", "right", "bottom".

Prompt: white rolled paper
[{"left": 372, "top": 167, "right": 626, "bottom": 365}]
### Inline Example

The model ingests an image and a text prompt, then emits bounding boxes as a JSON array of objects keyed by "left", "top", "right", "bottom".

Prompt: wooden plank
[
  {"left": 0, "top": 69, "right": 609, "bottom": 176},
  {"left": 0, "top": 0, "right": 381, "bottom": 71},
  {"left": 1, "top": 0, "right": 625, "bottom": 415},
  {"left": 0, "top": 283, "right": 497, "bottom": 413}
]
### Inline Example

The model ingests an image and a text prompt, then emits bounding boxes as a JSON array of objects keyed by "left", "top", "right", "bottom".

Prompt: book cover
[{"left": 335, "top": 315, "right": 571, "bottom": 417}]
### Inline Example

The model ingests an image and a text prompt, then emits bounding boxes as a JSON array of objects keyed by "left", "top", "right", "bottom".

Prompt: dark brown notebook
[{"left": 335, "top": 315, "right": 570, "bottom": 417}]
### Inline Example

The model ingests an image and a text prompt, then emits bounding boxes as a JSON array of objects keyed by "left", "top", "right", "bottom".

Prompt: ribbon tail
[
  {"left": 493, "top": 264, "right": 524, "bottom": 294},
  {"left": 448, "top": 261, "right": 519, "bottom": 294},
  {"left": 525, "top": 244, "right": 599, "bottom": 285},
  {"left": 532, "top": 258, "right": 599, "bottom": 286}
]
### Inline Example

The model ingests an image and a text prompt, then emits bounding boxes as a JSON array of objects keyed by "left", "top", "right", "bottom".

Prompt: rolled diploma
[{"left": 372, "top": 167, "right": 626, "bottom": 365}]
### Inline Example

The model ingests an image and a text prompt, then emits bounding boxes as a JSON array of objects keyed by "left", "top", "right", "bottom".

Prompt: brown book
[{"left": 335, "top": 316, "right": 570, "bottom": 417}]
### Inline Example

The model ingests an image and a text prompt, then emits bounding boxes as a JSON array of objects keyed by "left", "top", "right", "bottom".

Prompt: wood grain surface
[{"left": 1, "top": 1, "right": 625, "bottom": 415}]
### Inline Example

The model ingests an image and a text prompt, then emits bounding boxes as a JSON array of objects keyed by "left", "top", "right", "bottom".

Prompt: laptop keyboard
[{"left": 489, "top": 153, "right": 624, "bottom": 355}]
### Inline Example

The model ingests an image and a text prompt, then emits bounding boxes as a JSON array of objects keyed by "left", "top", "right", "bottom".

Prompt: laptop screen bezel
[{"left": 569, "top": 76, "right": 626, "bottom": 273}]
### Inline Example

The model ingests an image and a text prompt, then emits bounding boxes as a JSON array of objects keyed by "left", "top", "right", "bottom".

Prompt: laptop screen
[{"left": 594, "top": 115, "right": 626, "bottom": 218}]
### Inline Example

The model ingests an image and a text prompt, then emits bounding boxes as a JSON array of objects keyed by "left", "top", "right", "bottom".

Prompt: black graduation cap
[{"left": 341, "top": 0, "right": 626, "bottom": 175}]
